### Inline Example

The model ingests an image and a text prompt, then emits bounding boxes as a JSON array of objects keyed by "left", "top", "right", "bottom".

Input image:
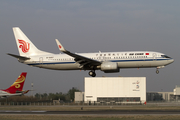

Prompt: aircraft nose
[{"left": 170, "top": 59, "right": 174, "bottom": 63}]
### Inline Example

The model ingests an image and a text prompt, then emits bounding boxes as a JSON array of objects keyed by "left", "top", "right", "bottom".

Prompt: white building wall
[
  {"left": 74, "top": 92, "right": 84, "bottom": 102},
  {"left": 174, "top": 87, "right": 180, "bottom": 95},
  {"left": 84, "top": 77, "right": 146, "bottom": 102}
]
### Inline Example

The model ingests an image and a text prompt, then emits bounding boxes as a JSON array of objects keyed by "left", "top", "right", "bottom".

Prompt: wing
[{"left": 55, "top": 39, "right": 101, "bottom": 68}]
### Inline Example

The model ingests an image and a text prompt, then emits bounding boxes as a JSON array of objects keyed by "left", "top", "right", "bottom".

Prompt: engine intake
[{"left": 100, "top": 62, "right": 119, "bottom": 73}]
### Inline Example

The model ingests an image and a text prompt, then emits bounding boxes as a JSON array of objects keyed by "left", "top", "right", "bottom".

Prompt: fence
[{"left": 0, "top": 101, "right": 143, "bottom": 106}]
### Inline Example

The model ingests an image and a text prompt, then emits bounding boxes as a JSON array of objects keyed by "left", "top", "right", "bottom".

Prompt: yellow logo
[{"left": 11, "top": 75, "right": 25, "bottom": 88}]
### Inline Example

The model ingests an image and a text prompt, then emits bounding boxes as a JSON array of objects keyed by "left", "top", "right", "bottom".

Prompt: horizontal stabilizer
[
  {"left": 7, "top": 53, "right": 30, "bottom": 60},
  {"left": 22, "top": 90, "right": 29, "bottom": 94}
]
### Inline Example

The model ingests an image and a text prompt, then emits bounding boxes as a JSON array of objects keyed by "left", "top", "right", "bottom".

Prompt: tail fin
[
  {"left": 13, "top": 27, "right": 51, "bottom": 57},
  {"left": 3, "top": 72, "right": 27, "bottom": 94}
]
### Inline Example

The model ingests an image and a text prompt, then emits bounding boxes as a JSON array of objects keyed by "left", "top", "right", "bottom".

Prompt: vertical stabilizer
[
  {"left": 3, "top": 72, "right": 27, "bottom": 94},
  {"left": 13, "top": 27, "right": 50, "bottom": 57}
]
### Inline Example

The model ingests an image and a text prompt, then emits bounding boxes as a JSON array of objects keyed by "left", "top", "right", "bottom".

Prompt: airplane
[
  {"left": 0, "top": 72, "right": 29, "bottom": 99},
  {"left": 7, "top": 27, "right": 174, "bottom": 77}
]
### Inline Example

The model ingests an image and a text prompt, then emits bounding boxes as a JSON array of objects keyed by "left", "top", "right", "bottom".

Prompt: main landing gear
[{"left": 89, "top": 70, "right": 96, "bottom": 77}]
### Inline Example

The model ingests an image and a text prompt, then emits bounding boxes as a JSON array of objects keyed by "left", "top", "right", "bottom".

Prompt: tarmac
[{"left": 1, "top": 110, "right": 180, "bottom": 115}]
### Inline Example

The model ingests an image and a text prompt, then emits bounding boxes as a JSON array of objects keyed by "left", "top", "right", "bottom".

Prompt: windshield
[{"left": 161, "top": 55, "right": 171, "bottom": 58}]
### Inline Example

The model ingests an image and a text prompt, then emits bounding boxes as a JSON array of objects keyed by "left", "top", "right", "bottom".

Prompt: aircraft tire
[
  {"left": 89, "top": 71, "right": 96, "bottom": 77},
  {"left": 156, "top": 69, "right": 159, "bottom": 74},
  {"left": 92, "top": 72, "right": 96, "bottom": 77}
]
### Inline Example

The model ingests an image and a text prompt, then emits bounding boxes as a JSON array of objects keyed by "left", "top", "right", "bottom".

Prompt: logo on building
[
  {"left": 136, "top": 85, "right": 139, "bottom": 89},
  {"left": 132, "top": 81, "right": 140, "bottom": 84},
  {"left": 136, "top": 81, "right": 139, "bottom": 84},
  {"left": 132, "top": 80, "right": 140, "bottom": 91},
  {"left": 18, "top": 39, "right": 30, "bottom": 53}
]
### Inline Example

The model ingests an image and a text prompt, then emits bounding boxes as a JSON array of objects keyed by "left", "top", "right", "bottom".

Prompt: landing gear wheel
[
  {"left": 156, "top": 69, "right": 159, "bottom": 74},
  {"left": 92, "top": 72, "right": 96, "bottom": 77},
  {"left": 89, "top": 71, "right": 93, "bottom": 76},
  {"left": 89, "top": 71, "right": 96, "bottom": 77}
]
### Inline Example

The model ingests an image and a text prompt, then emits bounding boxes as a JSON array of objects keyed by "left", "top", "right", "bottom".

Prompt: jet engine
[{"left": 100, "top": 62, "right": 119, "bottom": 73}]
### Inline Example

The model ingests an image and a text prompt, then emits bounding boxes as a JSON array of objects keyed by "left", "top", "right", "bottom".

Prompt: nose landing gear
[
  {"left": 89, "top": 70, "right": 96, "bottom": 77},
  {"left": 156, "top": 69, "right": 159, "bottom": 74}
]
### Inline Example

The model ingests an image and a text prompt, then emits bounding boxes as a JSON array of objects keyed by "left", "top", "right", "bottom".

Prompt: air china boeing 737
[
  {"left": 8, "top": 27, "right": 174, "bottom": 77},
  {"left": 0, "top": 72, "right": 29, "bottom": 99}
]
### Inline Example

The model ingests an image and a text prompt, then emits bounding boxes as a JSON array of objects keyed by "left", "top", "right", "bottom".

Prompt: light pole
[{"left": 31, "top": 82, "right": 34, "bottom": 97}]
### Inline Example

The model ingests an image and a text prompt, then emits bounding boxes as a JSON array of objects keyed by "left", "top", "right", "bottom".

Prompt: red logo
[
  {"left": 59, "top": 45, "right": 61, "bottom": 49},
  {"left": 18, "top": 39, "right": 30, "bottom": 53}
]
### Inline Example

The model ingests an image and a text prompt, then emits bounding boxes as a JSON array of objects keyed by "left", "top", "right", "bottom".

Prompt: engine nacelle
[{"left": 100, "top": 62, "right": 119, "bottom": 73}]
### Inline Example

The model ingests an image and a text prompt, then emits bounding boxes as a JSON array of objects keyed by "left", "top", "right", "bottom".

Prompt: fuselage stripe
[{"left": 27, "top": 58, "right": 171, "bottom": 66}]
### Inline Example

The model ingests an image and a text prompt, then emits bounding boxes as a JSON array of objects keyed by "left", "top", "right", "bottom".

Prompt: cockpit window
[{"left": 161, "top": 55, "right": 171, "bottom": 58}]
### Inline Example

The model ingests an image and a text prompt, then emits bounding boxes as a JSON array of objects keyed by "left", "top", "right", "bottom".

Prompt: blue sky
[{"left": 0, "top": 1, "right": 180, "bottom": 94}]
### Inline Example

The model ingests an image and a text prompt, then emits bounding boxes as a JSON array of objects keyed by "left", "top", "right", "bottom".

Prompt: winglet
[{"left": 55, "top": 39, "right": 66, "bottom": 52}]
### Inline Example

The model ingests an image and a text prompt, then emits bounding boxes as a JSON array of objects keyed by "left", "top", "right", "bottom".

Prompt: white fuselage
[
  {"left": 0, "top": 90, "right": 23, "bottom": 99},
  {"left": 22, "top": 51, "right": 174, "bottom": 70}
]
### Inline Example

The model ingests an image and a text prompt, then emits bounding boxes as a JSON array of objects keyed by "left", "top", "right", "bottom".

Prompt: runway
[{"left": 1, "top": 110, "right": 180, "bottom": 115}]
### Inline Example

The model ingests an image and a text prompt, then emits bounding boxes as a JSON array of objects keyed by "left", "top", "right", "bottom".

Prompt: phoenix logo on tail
[
  {"left": 18, "top": 39, "right": 30, "bottom": 53},
  {"left": 0, "top": 72, "right": 29, "bottom": 99},
  {"left": 11, "top": 74, "right": 25, "bottom": 89}
]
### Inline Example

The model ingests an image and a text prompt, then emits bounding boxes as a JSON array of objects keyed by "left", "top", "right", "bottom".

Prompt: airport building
[
  {"left": 75, "top": 77, "right": 146, "bottom": 104},
  {"left": 147, "top": 85, "right": 180, "bottom": 101},
  {"left": 75, "top": 77, "right": 180, "bottom": 103},
  {"left": 74, "top": 92, "right": 84, "bottom": 102}
]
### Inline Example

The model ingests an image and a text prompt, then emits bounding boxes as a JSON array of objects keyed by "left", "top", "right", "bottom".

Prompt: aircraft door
[
  {"left": 153, "top": 53, "right": 157, "bottom": 61},
  {"left": 39, "top": 57, "right": 43, "bottom": 64}
]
